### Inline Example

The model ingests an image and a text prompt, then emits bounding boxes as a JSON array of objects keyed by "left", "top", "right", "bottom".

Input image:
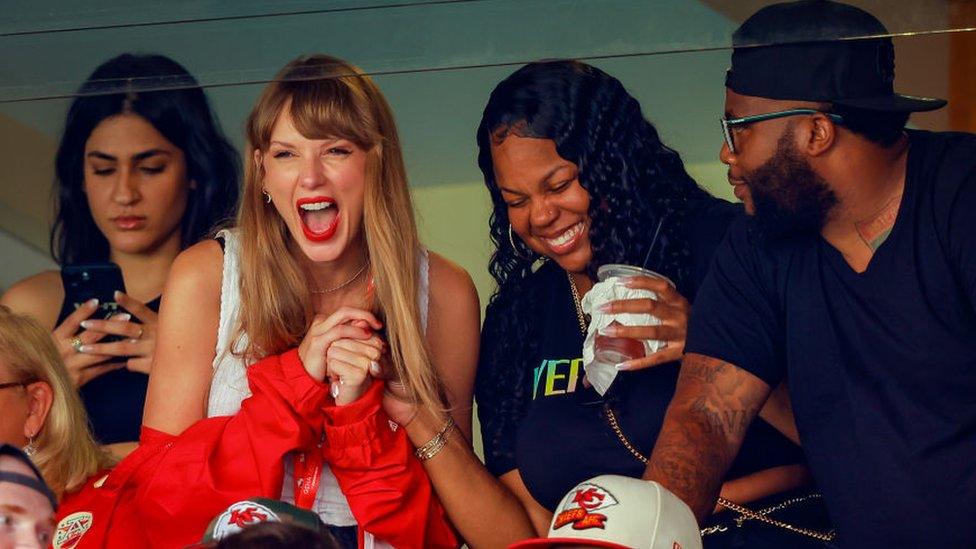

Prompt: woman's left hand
[
  {"left": 76, "top": 292, "right": 158, "bottom": 374},
  {"left": 326, "top": 331, "right": 387, "bottom": 406},
  {"left": 597, "top": 275, "right": 690, "bottom": 371}
]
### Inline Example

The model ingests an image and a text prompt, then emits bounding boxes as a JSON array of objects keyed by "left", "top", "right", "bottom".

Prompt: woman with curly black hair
[{"left": 471, "top": 61, "right": 831, "bottom": 547}]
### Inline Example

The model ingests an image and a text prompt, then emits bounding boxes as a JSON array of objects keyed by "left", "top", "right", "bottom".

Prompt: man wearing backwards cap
[
  {"left": 0, "top": 444, "right": 57, "bottom": 549},
  {"left": 643, "top": 0, "right": 976, "bottom": 547}
]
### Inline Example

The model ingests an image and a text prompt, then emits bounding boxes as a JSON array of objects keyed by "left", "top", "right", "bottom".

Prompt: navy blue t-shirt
[
  {"left": 478, "top": 197, "right": 804, "bottom": 511},
  {"left": 686, "top": 131, "right": 976, "bottom": 547}
]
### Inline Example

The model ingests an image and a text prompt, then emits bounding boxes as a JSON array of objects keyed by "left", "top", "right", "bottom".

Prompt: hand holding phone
[
  {"left": 56, "top": 263, "right": 158, "bottom": 385},
  {"left": 52, "top": 298, "right": 123, "bottom": 387},
  {"left": 61, "top": 263, "right": 127, "bottom": 326},
  {"left": 78, "top": 292, "right": 158, "bottom": 375}
]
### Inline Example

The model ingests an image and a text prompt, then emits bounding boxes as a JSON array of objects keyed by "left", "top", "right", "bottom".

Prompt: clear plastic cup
[{"left": 592, "top": 264, "right": 674, "bottom": 366}]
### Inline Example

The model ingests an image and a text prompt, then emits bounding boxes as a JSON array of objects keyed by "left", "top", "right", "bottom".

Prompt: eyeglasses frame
[{"left": 720, "top": 108, "right": 844, "bottom": 154}]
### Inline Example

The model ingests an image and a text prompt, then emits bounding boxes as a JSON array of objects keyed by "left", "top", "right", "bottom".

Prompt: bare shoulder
[
  {"left": 156, "top": 240, "right": 224, "bottom": 333},
  {"left": 168, "top": 240, "right": 224, "bottom": 290},
  {"left": 427, "top": 251, "right": 479, "bottom": 311},
  {"left": 0, "top": 270, "right": 64, "bottom": 329}
]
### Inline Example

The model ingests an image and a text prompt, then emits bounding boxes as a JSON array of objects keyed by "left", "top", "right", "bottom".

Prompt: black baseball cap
[{"left": 726, "top": 0, "right": 946, "bottom": 112}]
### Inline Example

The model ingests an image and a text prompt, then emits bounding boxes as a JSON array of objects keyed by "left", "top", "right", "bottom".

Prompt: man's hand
[{"left": 642, "top": 353, "right": 771, "bottom": 522}]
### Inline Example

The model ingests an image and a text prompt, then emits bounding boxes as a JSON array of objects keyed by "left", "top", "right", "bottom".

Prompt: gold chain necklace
[
  {"left": 311, "top": 262, "right": 369, "bottom": 294},
  {"left": 566, "top": 272, "right": 835, "bottom": 542}
]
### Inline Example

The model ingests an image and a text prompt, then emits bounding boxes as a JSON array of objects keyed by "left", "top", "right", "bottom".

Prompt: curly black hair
[
  {"left": 51, "top": 53, "right": 241, "bottom": 264},
  {"left": 474, "top": 60, "right": 709, "bottom": 472}
]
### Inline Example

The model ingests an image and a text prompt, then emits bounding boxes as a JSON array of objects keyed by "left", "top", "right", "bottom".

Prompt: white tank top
[{"left": 207, "top": 229, "right": 429, "bottom": 535}]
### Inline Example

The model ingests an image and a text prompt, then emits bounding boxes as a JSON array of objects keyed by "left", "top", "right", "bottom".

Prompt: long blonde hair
[
  {"left": 237, "top": 54, "right": 444, "bottom": 412},
  {"left": 0, "top": 306, "right": 113, "bottom": 498}
]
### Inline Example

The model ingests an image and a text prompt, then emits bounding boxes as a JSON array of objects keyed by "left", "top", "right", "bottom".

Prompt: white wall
[{"left": 0, "top": 229, "right": 55, "bottom": 293}]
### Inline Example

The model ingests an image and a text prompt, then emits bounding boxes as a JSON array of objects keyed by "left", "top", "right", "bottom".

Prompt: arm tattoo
[{"left": 642, "top": 353, "right": 770, "bottom": 522}]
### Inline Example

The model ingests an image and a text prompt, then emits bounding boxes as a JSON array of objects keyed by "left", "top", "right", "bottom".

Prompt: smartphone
[{"left": 61, "top": 263, "right": 127, "bottom": 340}]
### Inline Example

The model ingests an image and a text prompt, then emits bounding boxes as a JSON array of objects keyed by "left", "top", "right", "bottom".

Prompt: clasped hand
[{"left": 298, "top": 306, "right": 387, "bottom": 405}]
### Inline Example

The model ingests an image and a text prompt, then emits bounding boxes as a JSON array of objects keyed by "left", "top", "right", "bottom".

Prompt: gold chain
[
  {"left": 567, "top": 272, "right": 589, "bottom": 333},
  {"left": 311, "top": 261, "right": 369, "bottom": 294},
  {"left": 566, "top": 272, "right": 835, "bottom": 543},
  {"left": 715, "top": 494, "right": 835, "bottom": 541}
]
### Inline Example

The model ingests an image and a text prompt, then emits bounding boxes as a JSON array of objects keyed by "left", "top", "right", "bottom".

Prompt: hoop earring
[
  {"left": 508, "top": 224, "right": 535, "bottom": 261},
  {"left": 23, "top": 434, "right": 37, "bottom": 457},
  {"left": 262, "top": 190, "right": 272, "bottom": 204}
]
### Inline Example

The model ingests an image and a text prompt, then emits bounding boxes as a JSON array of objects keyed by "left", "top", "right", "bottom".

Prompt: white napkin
[{"left": 580, "top": 276, "right": 665, "bottom": 395}]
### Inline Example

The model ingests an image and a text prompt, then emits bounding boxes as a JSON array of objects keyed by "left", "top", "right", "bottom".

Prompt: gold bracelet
[{"left": 415, "top": 415, "right": 455, "bottom": 462}]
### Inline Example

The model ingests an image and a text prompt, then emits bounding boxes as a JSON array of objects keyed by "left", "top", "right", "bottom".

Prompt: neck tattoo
[{"left": 855, "top": 193, "right": 902, "bottom": 252}]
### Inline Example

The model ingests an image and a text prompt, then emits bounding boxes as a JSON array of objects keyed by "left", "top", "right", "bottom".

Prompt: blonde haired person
[
  {"left": 0, "top": 305, "right": 113, "bottom": 500},
  {"left": 142, "top": 55, "right": 479, "bottom": 548}
]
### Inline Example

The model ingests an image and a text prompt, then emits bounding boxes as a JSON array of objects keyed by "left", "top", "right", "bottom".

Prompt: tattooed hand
[{"left": 642, "top": 353, "right": 771, "bottom": 522}]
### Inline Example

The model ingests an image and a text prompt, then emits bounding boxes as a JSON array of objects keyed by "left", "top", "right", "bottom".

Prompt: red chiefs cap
[{"left": 509, "top": 475, "right": 702, "bottom": 549}]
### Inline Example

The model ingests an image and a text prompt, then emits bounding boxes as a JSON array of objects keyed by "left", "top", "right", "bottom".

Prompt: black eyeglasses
[{"left": 720, "top": 108, "right": 844, "bottom": 154}]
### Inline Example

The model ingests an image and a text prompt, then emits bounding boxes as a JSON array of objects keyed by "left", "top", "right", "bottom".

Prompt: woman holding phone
[{"left": 1, "top": 53, "right": 240, "bottom": 453}]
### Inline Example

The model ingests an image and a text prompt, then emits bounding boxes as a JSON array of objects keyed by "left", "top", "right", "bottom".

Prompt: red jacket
[{"left": 54, "top": 349, "right": 457, "bottom": 549}]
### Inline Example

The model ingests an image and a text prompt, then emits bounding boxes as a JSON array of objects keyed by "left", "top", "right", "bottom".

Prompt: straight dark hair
[{"left": 51, "top": 53, "right": 240, "bottom": 264}]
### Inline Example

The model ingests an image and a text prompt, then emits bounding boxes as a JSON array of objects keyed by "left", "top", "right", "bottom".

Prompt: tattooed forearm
[
  {"left": 643, "top": 353, "right": 770, "bottom": 522},
  {"left": 689, "top": 396, "right": 752, "bottom": 436}
]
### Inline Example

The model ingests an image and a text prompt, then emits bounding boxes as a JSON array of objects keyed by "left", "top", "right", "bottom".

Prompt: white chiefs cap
[{"left": 509, "top": 475, "right": 702, "bottom": 549}]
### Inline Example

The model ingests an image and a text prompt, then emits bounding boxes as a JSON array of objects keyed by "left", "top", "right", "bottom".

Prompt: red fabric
[{"left": 55, "top": 349, "right": 457, "bottom": 549}]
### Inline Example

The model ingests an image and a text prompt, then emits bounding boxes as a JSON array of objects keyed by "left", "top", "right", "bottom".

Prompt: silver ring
[{"left": 70, "top": 337, "right": 84, "bottom": 352}]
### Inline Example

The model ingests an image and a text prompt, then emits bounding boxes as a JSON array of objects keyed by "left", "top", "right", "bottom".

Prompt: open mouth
[
  {"left": 297, "top": 196, "right": 340, "bottom": 242},
  {"left": 539, "top": 221, "right": 585, "bottom": 254}
]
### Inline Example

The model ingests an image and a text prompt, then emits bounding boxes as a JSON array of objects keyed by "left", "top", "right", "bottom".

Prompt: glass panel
[
  {"left": 2, "top": 0, "right": 972, "bottom": 103},
  {"left": 1, "top": 0, "right": 972, "bottom": 296}
]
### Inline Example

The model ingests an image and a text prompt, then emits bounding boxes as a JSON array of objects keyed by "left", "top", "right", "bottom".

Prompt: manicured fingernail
[
  {"left": 599, "top": 326, "right": 620, "bottom": 336},
  {"left": 598, "top": 303, "right": 612, "bottom": 313},
  {"left": 114, "top": 291, "right": 122, "bottom": 300},
  {"left": 114, "top": 313, "right": 132, "bottom": 322},
  {"left": 80, "top": 320, "right": 93, "bottom": 329},
  {"left": 330, "top": 382, "right": 340, "bottom": 398},
  {"left": 87, "top": 298, "right": 99, "bottom": 307},
  {"left": 79, "top": 345, "right": 92, "bottom": 353},
  {"left": 615, "top": 362, "right": 630, "bottom": 371},
  {"left": 370, "top": 361, "right": 381, "bottom": 376}
]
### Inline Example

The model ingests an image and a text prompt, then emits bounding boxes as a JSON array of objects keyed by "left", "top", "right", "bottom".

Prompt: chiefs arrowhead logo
[
  {"left": 571, "top": 485, "right": 619, "bottom": 511},
  {"left": 553, "top": 483, "right": 618, "bottom": 530},
  {"left": 209, "top": 500, "right": 279, "bottom": 540},
  {"left": 53, "top": 512, "right": 93, "bottom": 549}
]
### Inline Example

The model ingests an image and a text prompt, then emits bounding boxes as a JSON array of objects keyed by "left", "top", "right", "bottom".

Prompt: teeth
[
  {"left": 300, "top": 202, "right": 334, "bottom": 212},
  {"left": 545, "top": 222, "right": 583, "bottom": 248}
]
